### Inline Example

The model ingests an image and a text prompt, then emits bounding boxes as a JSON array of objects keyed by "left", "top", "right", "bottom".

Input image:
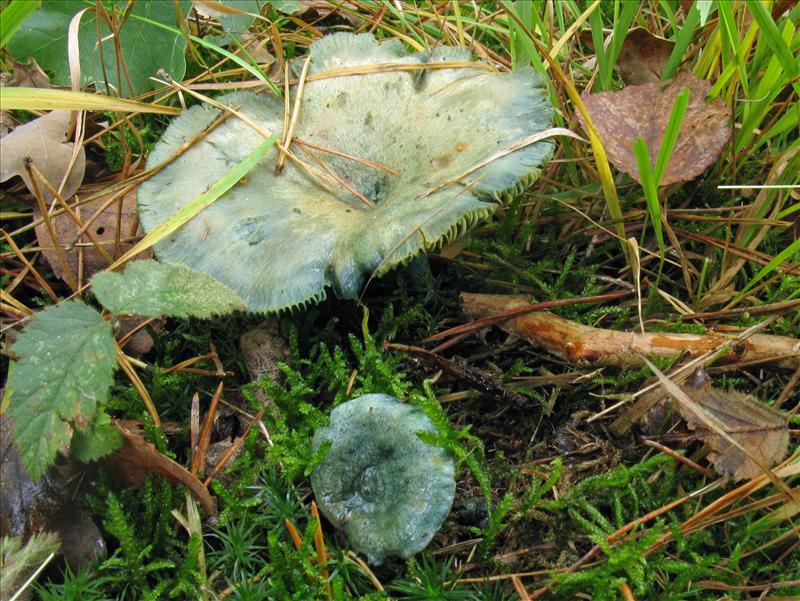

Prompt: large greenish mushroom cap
[
  {"left": 311, "top": 394, "right": 455, "bottom": 565},
  {"left": 138, "top": 33, "right": 554, "bottom": 312}
]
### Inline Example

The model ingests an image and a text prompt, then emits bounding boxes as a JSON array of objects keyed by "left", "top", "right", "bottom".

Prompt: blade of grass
[
  {"left": 729, "top": 237, "right": 800, "bottom": 306},
  {"left": 602, "top": 0, "right": 640, "bottom": 88},
  {"left": 587, "top": 0, "right": 638, "bottom": 91},
  {"left": 633, "top": 138, "right": 665, "bottom": 257},
  {"left": 586, "top": 3, "right": 607, "bottom": 87},
  {"left": 0, "top": 0, "right": 40, "bottom": 48},
  {"left": 106, "top": 133, "right": 279, "bottom": 271},
  {"left": 662, "top": 2, "right": 700, "bottom": 80},
  {"left": 746, "top": 0, "right": 800, "bottom": 95},
  {"left": 510, "top": 0, "right": 534, "bottom": 69},
  {"left": 633, "top": 86, "right": 690, "bottom": 258},
  {"left": 501, "top": 2, "right": 627, "bottom": 258},
  {"left": 504, "top": 0, "right": 546, "bottom": 72},
  {"left": 0, "top": 87, "right": 180, "bottom": 114},
  {"left": 653, "top": 86, "right": 690, "bottom": 185}
]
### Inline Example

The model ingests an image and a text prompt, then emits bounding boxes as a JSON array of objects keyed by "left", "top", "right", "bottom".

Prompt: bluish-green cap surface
[
  {"left": 138, "top": 33, "right": 554, "bottom": 312},
  {"left": 311, "top": 394, "right": 455, "bottom": 565}
]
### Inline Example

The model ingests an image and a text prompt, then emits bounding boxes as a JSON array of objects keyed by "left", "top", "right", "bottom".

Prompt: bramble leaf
[
  {"left": 91, "top": 260, "right": 246, "bottom": 318},
  {"left": 8, "top": 300, "right": 116, "bottom": 480}
]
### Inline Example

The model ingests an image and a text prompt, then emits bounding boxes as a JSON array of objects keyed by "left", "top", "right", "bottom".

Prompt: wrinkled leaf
[
  {"left": 8, "top": 0, "right": 190, "bottom": 96},
  {"left": 679, "top": 372, "right": 789, "bottom": 480},
  {"left": 7, "top": 301, "right": 116, "bottom": 480},
  {"left": 34, "top": 186, "right": 148, "bottom": 289},
  {"left": 109, "top": 422, "right": 216, "bottom": 515},
  {"left": 92, "top": 259, "right": 247, "bottom": 318},
  {"left": 0, "top": 110, "right": 85, "bottom": 201},
  {"left": 577, "top": 73, "right": 731, "bottom": 185},
  {"left": 615, "top": 27, "right": 674, "bottom": 85}
]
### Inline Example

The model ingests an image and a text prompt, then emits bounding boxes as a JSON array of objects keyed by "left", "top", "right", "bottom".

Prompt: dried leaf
[
  {"left": 108, "top": 422, "right": 217, "bottom": 516},
  {"left": 577, "top": 73, "right": 731, "bottom": 185},
  {"left": 0, "top": 111, "right": 15, "bottom": 138},
  {"left": 0, "top": 58, "right": 53, "bottom": 90},
  {"left": 678, "top": 373, "right": 789, "bottom": 480},
  {"left": 34, "top": 186, "right": 150, "bottom": 289},
  {"left": 240, "top": 32, "right": 275, "bottom": 65},
  {"left": 615, "top": 28, "right": 674, "bottom": 85},
  {"left": 0, "top": 111, "right": 85, "bottom": 202}
]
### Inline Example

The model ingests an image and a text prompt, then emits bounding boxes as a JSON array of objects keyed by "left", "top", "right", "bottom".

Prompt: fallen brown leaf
[
  {"left": 109, "top": 422, "right": 216, "bottom": 516},
  {"left": 34, "top": 186, "right": 150, "bottom": 289},
  {"left": 577, "top": 73, "right": 731, "bottom": 185},
  {"left": 0, "top": 58, "right": 52, "bottom": 90},
  {"left": 0, "top": 111, "right": 85, "bottom": 202},
  {"left": 615, "top": 28, "right": 674, "bottom": 85},
  {"left": 0, "top": 111, "right": 15, "bottom": 138},
  {"left": 677, "top": 371, "right": 790, "bottom": 481}
]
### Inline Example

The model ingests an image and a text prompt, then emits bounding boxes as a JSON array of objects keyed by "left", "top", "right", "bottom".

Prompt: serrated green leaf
[
  {"left": 7, "top": 0, "right": 190, "bottom": 96},
  {"left": 70, "top": 412, "right": 123, "bottom": 462},
  {"left": 8, "top": 300, "right": 116, "bottom": 480},
  {"left": 92, "top": 260, "right": 247, "bottom": 318}
]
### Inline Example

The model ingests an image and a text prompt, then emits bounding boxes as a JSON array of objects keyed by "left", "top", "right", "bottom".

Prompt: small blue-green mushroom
[{"left": 311, "top": 394, "right": 455, "bottom": 565}]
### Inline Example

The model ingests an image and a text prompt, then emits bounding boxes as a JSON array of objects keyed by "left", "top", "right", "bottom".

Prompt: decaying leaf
[
  {"left": 577, "top": 73, "right": 731, "bottom": 185},
  {"left": 0, "top": 111, "right": 85, "bottom": 202},
  {"left": 34, "top": 186, "right": 149, "bottom": 289},
  {"left": 0, "top": 58, "right": 52, "bottom": 90},
  {"left": 677, "top": 371, "right": 790, "bottom": 481},
  {"left": 108, "top": 422, "right": 216, "bottom": 516},
  {"left": 615, "top": 27, "right": 674, "bottom": 85},
  {"left": 0, "top": 111, "right": 15, "bottom": 138}
]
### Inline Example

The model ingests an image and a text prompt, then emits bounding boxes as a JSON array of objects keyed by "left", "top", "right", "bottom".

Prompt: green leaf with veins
[
  {"left": 92, "top": 260, "right": 247, "bottom": 318},
  {"left": 8, "top": 301, "right": 116, "bottom": 480},
  {"left": 7, "top": 0, "right": 190, "bottom": 96}
]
